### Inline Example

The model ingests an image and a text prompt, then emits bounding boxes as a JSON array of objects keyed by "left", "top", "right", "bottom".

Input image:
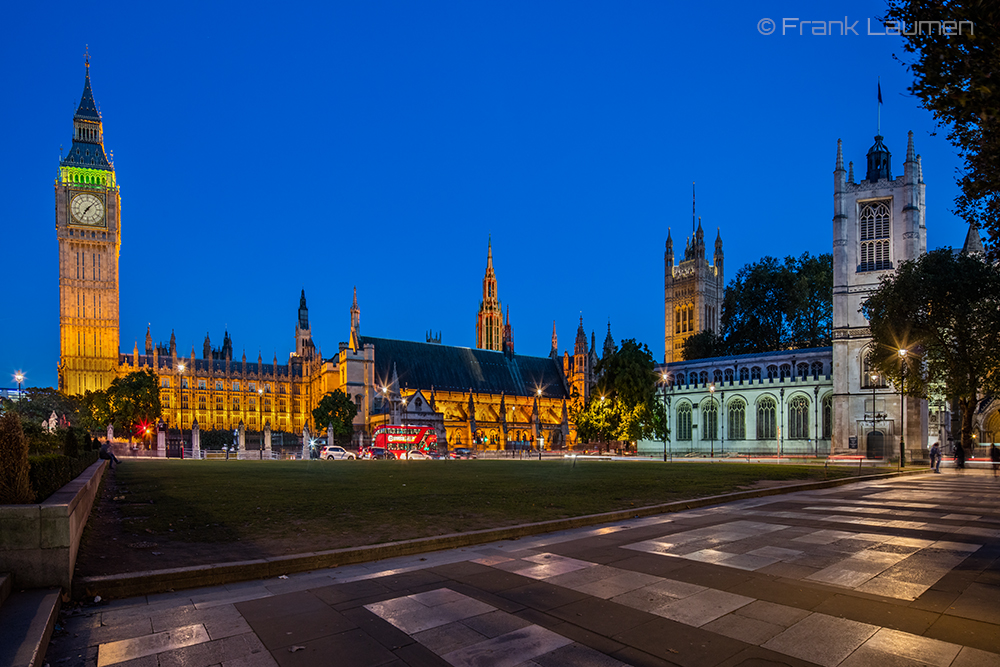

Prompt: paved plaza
[{"left": 47, "top": 471, "right": 1000, "bottom": 667}]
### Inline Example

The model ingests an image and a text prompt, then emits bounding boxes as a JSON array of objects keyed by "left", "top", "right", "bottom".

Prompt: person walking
[
  {"left": 955, "top": 442, "right": 966, "bottom": 471},
  {"left": 929, "top": 441, "right": 941, "bottom": 473},
  {"left": 990, "top": 443, "right": 999, "bottom": 479}
]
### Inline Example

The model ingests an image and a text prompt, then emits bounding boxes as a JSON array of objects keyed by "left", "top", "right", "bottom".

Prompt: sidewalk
[{"left": 47, "top": 471, "right": 1000, "bottom": 667}]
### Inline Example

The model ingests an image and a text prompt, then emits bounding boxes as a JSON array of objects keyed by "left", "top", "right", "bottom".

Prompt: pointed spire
[
  {"left": 575, "top": 315, "right": 587, "bottom": 355},
  {"left": 961, "top": 222, "right": 985, "bottom": 256},
  {"left": 352, "top": 285, "right": 358, "bottom": 308},
  {"left": 145, "top": 325, "right": 153, "bottom": 356},
  {"left": 692, "top": 182, "right": 696, "bottom": 235},
  {"left": 848, "top": 161, "right": 855, "bottom": 183},
  {"left": 836, "top": 138, "right": 845, "bottom": 171},
  {"left": 487, "top": 235, "right": 494, "bottom": 269},
  {"left": 906, "top": 130, "right": 915, "bottom": 162},
  {"left": 75, "top": 53, "right": 101, "bottom": 121},
  {"left": 551, "top": 321, "right": 558, "bottom": 355},
  {"left": 715, "top": 226, "right": 723, "bottom": 250},
  {"left": 603, "top": 320, "right": 616, "bottom": 359}
]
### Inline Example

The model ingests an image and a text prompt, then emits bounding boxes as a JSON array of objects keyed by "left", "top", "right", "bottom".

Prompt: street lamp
[
  {"left": 871, "top": 372, "right": 879, "bottom": 460},
  {"left": 536, "top": 388, "right": 543, "bottom": 460},
  {"left": 258, "top": 387, "right": 264, "bottom": 455},
  {"left": 13, "top": 372, "right": 24, "bottom": 414},
  {"left": 178, "top": 363, "right": 186, "bottom": 456},
  {"left": 709, "top": 384, "right": 716, "bottom": 458},
  {"left": 660, "top": 373, "right": 670, "bottom": 462},
  {"left": 898, "top": 349, "right": 907, "bottom": 468}
]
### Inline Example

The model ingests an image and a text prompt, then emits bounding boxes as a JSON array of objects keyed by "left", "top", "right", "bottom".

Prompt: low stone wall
[{"left": 0, "top": 460, "right": 106, "bottom": 590}]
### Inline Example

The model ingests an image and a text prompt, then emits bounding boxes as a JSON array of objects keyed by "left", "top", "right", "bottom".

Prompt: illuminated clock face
[{"left": 71, "top": 193, "right": 105, "bottom": 226}]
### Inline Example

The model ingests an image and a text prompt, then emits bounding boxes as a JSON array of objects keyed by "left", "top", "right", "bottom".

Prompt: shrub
[
  {"left": 28, "top": 450, "right": 100, "bottom": 503},
  {"left": 64, "top": 428, "right": 79, "bottom": 458},
  {"left": 0, "top": 413, "right": 34, "bottom": 504}
]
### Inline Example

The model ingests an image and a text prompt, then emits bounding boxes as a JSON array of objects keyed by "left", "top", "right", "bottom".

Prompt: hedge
[{"left": 27, "top": 450, "right": 100, "bottom": 503}]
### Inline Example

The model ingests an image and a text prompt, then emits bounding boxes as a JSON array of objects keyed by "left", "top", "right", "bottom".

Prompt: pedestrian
[
  {"left": 955, "top": 442, "right": 966, "bottom": 471},
  {"left": 99, "top": 440, "right": 121, "bottom": 470},
  {"left": 929, "top": 441, "right": 941, "bottom": 473},
  {"left": 991, "top": 443, "right": 1000, "bottom": 479}
]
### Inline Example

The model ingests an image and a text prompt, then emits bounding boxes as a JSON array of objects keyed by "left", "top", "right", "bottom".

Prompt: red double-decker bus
[{"left": 372, "top": 425, "right": 438, "bottom": 459}]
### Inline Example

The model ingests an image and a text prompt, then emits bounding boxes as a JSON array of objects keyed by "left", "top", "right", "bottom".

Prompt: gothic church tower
[
  {"left": 476, "top": 238, "right": 503, "bottom": 351},
  {"left": 56, "top": 56, "right": 121, "bottom": 395},
  {"left": 664, "top": 186, "right": 724, "bottom": 363},
  {"left": 832, "top": 132, "right": 928, "bottom": 457}
]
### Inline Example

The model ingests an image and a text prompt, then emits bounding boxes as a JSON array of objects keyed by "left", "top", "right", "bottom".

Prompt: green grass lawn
[{"left": 111, "top": 459, "right": 857, "bottom": 550}]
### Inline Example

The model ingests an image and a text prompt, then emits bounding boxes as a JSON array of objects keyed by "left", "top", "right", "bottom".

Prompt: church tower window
[{"left": 858, "top": 200, "right": 892, "bottom": 272}]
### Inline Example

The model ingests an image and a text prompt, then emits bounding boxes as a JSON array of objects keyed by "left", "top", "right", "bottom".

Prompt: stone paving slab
[{"left": 46, "top": 471, "right": 1000, "bottom": 667}]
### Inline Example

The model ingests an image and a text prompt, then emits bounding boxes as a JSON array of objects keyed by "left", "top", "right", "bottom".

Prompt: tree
[
  {"left": 785, "top": 252, "right": 833, "bottom": 349},
  {"left": 718, "top": 253, "right": 833, "bottom": 356},
  {"left": 863, "top": 248, "right": 1000, "bottom": 450},
  {"left": 885, "top": 1, "right": 1000, "bottom": 260},
  {"left": 0, "top": 387, "right": 80, "bottom": 427},
  {"left": 107, "top": 370, "right": 162, "bottom": 440},
  {"left": 722, "top": 256, "right": 792, "bottom": 354},
  {"left": 79, "top": 389, "right": 112, "bottom": 432},
  {"left": 682, "top": 331, "right": 724, "bottom": 361},
  {"left": 312, "top": 390, "right": 358, "bottom": 445},
  {"left": 586, "top": 339, "right": 660, "bottom": 448}
]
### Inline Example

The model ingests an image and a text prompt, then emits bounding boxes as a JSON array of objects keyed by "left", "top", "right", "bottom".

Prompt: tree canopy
[
  {"left": 78, "top": 369, "right": 162, "bottom": 439},
  {"left": 685, "top": 252, "right": 832, "bottom": 360},
  {"left": 863, "top": 248, "right": 1000, "bottom": 448},
  {"left": 575, "top": 339, "right": 665, "bottom": 448},
  {"left": 885, "top": 0, "right": 1000, "bottom": 260},
  {"left": 312, "top": 389, "right": 358, "bottom": 444}
]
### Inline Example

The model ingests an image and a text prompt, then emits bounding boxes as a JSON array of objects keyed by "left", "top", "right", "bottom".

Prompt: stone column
[
  {"left": 237, "top": 421, "right": 246, "bottom": 459},
  {"left": 156, "top": 419, "right": 166, "bottom": 457},
  {"left": 327, "top": 423, "right": 334, "bottom": 449},
  {"left": 264, "top": 421, "right": 272, "bottom": 459},
  {"left": 192, "top": 419, "right": 201, "bottom": 459},
  {"left": 107, "top": 423, "right": 114, "bottom": 444},
  {"left": 302, "top": 424, "right": 311, "bottom": 460}
]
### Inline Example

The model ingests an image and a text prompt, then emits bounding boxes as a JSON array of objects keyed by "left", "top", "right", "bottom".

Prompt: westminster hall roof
[{"left": 359, "top": 336, "right": 569, "bottom": 400}]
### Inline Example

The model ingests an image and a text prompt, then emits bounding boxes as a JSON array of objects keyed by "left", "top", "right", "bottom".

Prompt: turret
[
  {"left": 865, "top": 135, "right": 891, "bottom": 182},
  {"left": 203, "top": 332, "right": 211, "bottom": 359}
]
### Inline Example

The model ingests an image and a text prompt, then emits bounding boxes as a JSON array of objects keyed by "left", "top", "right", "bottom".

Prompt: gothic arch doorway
[{"left": 866, "top": 430, "right": 885, "bottom": 459}]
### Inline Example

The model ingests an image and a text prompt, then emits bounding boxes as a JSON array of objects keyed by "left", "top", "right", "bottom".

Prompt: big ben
[{"left": 56, "top": 56, "right": 121, "bottom": 395}]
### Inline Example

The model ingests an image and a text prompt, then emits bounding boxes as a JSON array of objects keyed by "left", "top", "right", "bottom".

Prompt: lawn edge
[{"left": 72, "top": 467, "right": 929, "bottom": 600}]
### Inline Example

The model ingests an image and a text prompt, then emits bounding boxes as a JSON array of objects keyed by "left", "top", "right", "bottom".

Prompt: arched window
[
  {"left": 861, "top": 356, "right": 886, "bottom": 388},
  {"left": 789, "top": 396, "right": 809, "bottom": 439},
  {"left": 757, "top": 398, "right": 777, "bottom": 439},
  {"left": 766, "top": 365, "right": 778, "bottom": 380},
  {"left": 739, "top": 367, "right": 750, "bottom": 383},
  {"left": 713, "top": 370, "right": 724, "bottom": 384},
  {"left": 699, "top": 371, "right": 709, "bottom": 386},
  {"left": 797, "top": 363, "right": 809, "bottom": 379},
  {"left": 751, "top": 367, "right": 761, "bottom": 381},
  {"left": 811, "top": 361, "right": 824, "bottom": 379},
  {"left": 215, "top": 397, "right": 223, "bottom": 411},
  {"left": 859, "top": 200, "right": 892, "bottom": 272},
  {"left": 703, "top": 399, "right": 718, "bottom": 440},
  {"left": 198, "top": 396, "right": 206, "bottom": 410},
  {"left": 823, "top": 395, "right": 833, "bottom": 439},
  {"left": 233, "top": 398, "right": 240, "bottom": 410},
  {"left": 780, "top": 364, "right": 791, "bottom": 379},
  {"left": 677, "top": 404, "right": 692, "bottom": 441},
  {"left": 724, "top": 368, "right": 734, "bottom": 384},
  {"left": 728, "top": 399, "right": 746, "bottom": 440},
  {"left": 675, "top": 372, "right": 686, "bottom": 386}
]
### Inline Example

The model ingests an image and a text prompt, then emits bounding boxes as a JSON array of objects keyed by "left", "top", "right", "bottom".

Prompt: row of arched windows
[
  {"left": 669, "top": 361, "right": 826, "bottom": 387},
  {"left": 671, "top": 395, "right": 832, "bottom": 441}
]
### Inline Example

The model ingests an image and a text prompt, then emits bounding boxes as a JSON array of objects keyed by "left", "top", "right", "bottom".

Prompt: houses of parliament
[{"left": 56, "top": 60, "right": 609, "bottom": 448}]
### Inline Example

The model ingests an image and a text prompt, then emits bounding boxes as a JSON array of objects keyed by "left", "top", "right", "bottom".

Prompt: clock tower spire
[{"left": 56, "top": 53, "right": 121, "bottom": 395}]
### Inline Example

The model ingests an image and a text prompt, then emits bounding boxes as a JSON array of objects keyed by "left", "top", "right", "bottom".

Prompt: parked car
[
  {"left": 320, "top": 445, "right": 356, "bottom": 460},
  {"left": 450, "top": 448, "right": 476, "bottom": 459},
  {"left": 361, "top": 447, "right": 395, "bottom": 460},
  {"left": 402, "top": 449, "right": 432, "bottom": 460}
]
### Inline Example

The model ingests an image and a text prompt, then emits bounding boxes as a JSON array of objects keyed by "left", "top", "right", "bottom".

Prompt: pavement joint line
[{"left": 73, "top": 468, "right": 931, "bottom": 601}]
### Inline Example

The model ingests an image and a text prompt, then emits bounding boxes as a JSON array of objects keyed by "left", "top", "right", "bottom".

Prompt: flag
[{"left": 878, "top": 81, "right": 883, "bottom": 104}]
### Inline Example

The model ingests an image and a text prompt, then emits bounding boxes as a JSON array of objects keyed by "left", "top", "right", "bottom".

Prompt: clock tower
[{"left": 56, "top": 56, "right": 121, "bottom": 395}]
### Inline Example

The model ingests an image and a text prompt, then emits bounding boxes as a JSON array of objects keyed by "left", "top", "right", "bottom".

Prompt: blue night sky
[{"left": 2, "top": 1, "right": 971, "bottom": 390}]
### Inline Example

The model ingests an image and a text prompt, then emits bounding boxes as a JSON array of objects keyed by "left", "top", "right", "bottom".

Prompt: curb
[{"left": 73, "top": 467, "right": 930, "bottom": 600}]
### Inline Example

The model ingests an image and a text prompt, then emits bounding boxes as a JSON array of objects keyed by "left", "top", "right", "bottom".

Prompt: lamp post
[
  {"left": 13, "top": 372, "right": 24, "bottom": 414},
  {"left": 258, "top": 387, "right": 264, "bottom": 455},
  {"left": 720, "top": 389, "right": 725, "bottom": 456},
  {"left": 709, "top": 384, "right": 716, "bottom": 458},
  {"left": 536, "top": 388, "right": 543, "bottom": 460},
  {"left": 814, "top": 384, "right": 820, "bottom": 458},
  {"left": 898, "top": 349, "right": 907, "bottom": 469},
  {"left": 660, "top": 373, "right": 669, "bottom": 462},
  {"left": 871, "top": 372, "right": 879, "bottom": 461},
  {"left": 178, "top": 363, "right": 186, "bottom": 456}
]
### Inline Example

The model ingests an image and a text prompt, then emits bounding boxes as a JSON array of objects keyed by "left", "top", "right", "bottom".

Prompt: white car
[
  {"left": 320, "top": 445, "right": 356, "bottom": 460},
  {"left": 403, "top": 449, "right": 432, "bottom": 460}
]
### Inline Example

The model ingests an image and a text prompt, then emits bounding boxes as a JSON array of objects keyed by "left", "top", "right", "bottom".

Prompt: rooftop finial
[{"left": 84, "top": 44, "right": 90, "bottom": 67}]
